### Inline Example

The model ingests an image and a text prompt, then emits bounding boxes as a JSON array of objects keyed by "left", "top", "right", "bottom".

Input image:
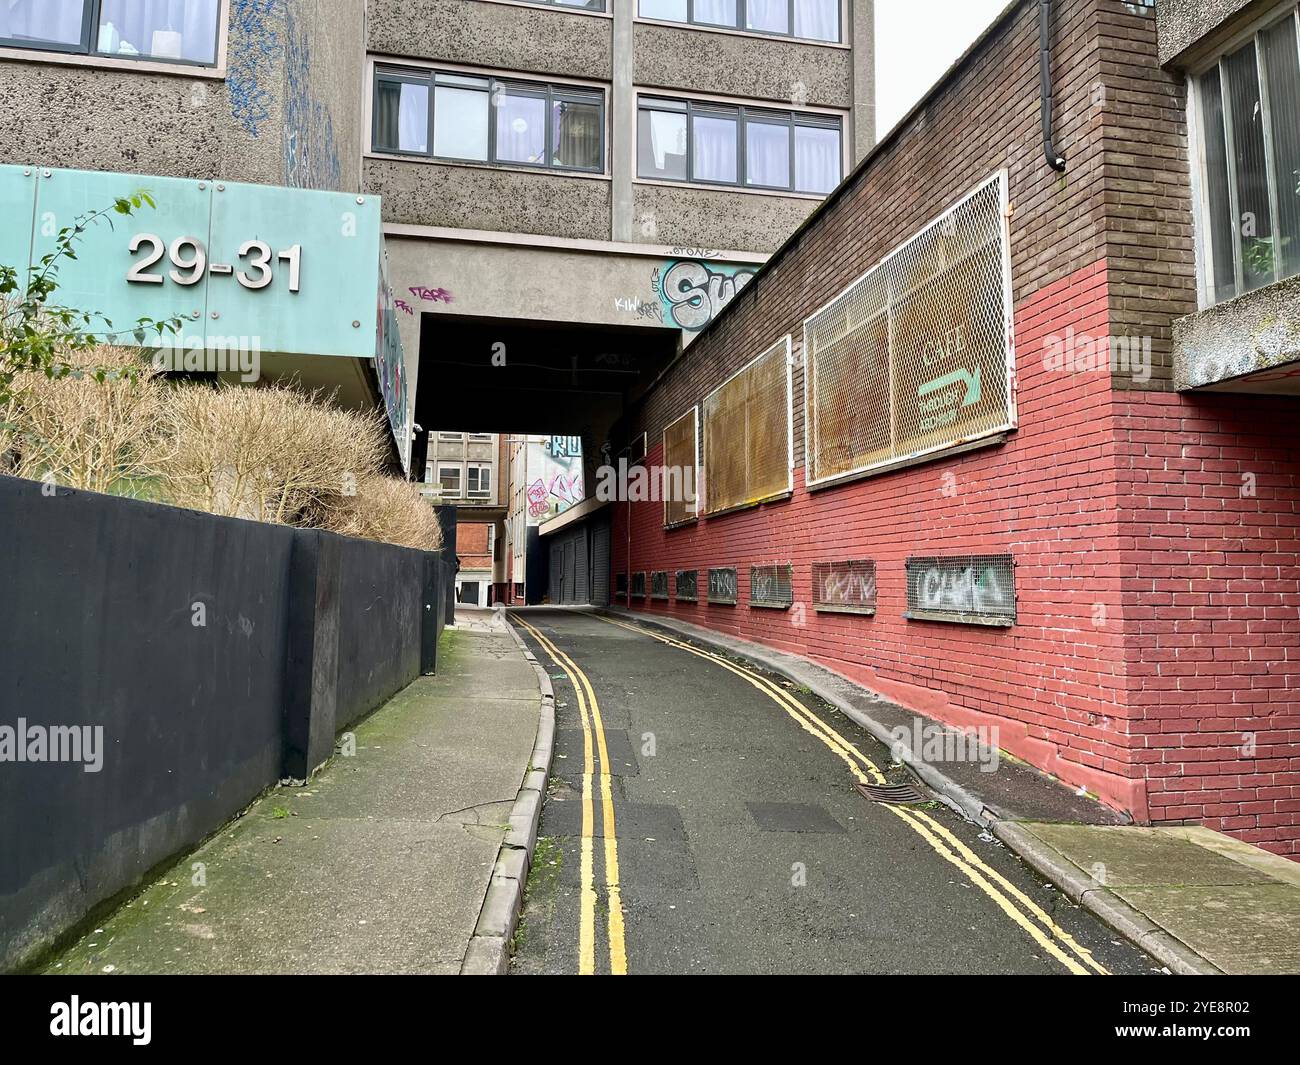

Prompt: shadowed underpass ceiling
[{"left": 414, "top": 313, "right": 681, "bottom": 437}]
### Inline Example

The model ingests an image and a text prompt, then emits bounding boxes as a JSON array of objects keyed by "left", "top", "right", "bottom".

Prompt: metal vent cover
[
  {"left": 855, "top": 782, "right": 928, "bottom": 806},
  {"left": 905, "top": 554, "right": 1016, "bottom": 627},
  {"left": 750, "top": 563, "right": 794, "bottom": 609},
  {"left": 650, "top": 570, "right": 669, "bottom": 600},
  {"left": 812, "top": 559, "right": 877, "bottom": 614},
  {"left": 707, "top": 567, "right": 738, "bottom": 605},
  {"left": 675, "top": 569, "right": 698, "bottom": 601},
  {"left": 631, "top": 571, "right": 647, "bottom": 599}
]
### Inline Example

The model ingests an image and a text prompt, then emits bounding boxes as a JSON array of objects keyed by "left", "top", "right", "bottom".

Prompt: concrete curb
[
  {"left": 459, "top": 619, "right": 556, "bottom": 975},
  {"left": 598, "top": 607, "right": 1220, "bottom": 975},
  {"left": 992, "top": 823, "right": 1224, "bottom": 975},
  {"left": 600, "top": 607, "right": 993, "bottom": 826}
]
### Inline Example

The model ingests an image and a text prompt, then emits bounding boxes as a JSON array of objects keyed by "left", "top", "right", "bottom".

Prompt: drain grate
[{"left": 856, "top": 782, "right": 928, "bottom": 806}]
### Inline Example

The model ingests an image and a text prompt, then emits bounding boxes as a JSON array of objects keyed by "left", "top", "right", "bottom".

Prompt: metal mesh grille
[
  {"left": 650, "top": 571, "right": 669, "bottom": 599},
  {"left": 812, "top": 560, "right": 878, "bottom": 614},
  {"left": 702, "top": 337, "right": 791, "bottom": 516},
  {"left": 675, "top": 569, "right": 698, "bottom": 601},
  {"left": 905, "top": 554, "right": 1016, "bottom": 626},
  {"left": 707, "top": 567, "right": 738, "bottom": 605},
  {"left": 662, "top": 407, "right": 699, "bottom": 527},
  {"left": 750, "top": 564, "right": 794, "bottom": 609},
  {"left": 631, "top": 571, "right": 647, "bottom": 598},
  {"left": 615, "top": 572, "right": 627, "bottom": 599},
  {"left": 805, "top": 174, "right": 1014, "bottom": 486}
]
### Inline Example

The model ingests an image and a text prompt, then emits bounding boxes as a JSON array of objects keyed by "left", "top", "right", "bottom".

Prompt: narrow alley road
[{"left": 509, "top": 608, "right": 1159, "bottom": 976}]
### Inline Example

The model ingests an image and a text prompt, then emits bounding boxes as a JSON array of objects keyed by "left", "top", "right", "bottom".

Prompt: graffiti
[
  {"left": 812, "top": 561, "right": 877, "bottom": 613},
  {"left": 614, "top": 296, "right": 663, "bottom": 322},
  {"left": 410, "top": 285, "right": 454, "bottom": 304},
  {"left": 651, "top": 571, "right": 670, "bottom": 600},
  {"left": 751, "top": 564, "right": 793, "bottom": 608},
  {"left": 394, "top": 299, "right": 415, "bottom": 316},
  {"left": 907, "top": 556, "right": 1015, "bottom": 624},
  {"left": 283, "top": 5, "right": 341, "bottom": 190},
  {"left": 547, "top": 436, "right": 582, "bottom": 459},
  {"left": 375, "top": 249, "right": 410, "bottom": 471},
  {"left": 228, "top": 0, "right": 283, "bottom": 137},
  {"left": 657, "top": 260, "right": 758, "bottom": 332},
  {"left": 675, "top": 570, "right": 698, "bottom": 601},
  {"left": 707, "top": 567, "right": 738, "bottom": 604},
  {"left": 668, "top": 245, "right": 720, "bottom": 259}
]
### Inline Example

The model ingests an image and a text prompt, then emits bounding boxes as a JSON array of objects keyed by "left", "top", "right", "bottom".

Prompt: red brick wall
[
  {"left": 456, "top": 522, "right": 493, "bottom": 570},
  {"left": 1114, "top": 391, "right": 1300, "bottom": 855}
]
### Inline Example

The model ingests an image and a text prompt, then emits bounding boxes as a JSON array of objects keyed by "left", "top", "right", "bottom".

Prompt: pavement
[{"left": 43, "top": 609, "right": 545, "bottom": 976}]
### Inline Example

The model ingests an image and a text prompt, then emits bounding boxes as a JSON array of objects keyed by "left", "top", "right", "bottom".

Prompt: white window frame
[
  {"left": 437, "top": 463, "right": 463, "bottom": 498},
  {"left": 700, "top": 335, "right": 794, "bottom": 518},
  {"left": 467, "top": 463, "right": 493, "bottom": 498},
  {"left": 635, "top": 0, "right": 846, "bottom": 46},
  {"left": 1187, "top": 3, "right": 1300, "bottom": 309}
]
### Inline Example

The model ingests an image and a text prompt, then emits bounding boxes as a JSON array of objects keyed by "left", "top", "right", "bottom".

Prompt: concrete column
[
  {"left": 851, "top": 0, "right": 877, "bottom": 162},
  {"left": 611, "top": 0, "right": 636, "bottom": 243}
]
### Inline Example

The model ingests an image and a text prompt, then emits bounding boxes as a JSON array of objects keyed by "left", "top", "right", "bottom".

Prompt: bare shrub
[
  {"left": 151, "top": 382, "right": 389, "bottom": 523},
  {"left": 2, "top": 346, "right": 163, "bottom": 495},
  {"left": 310, "top": 473, "right": 444, "bottom": 552}
]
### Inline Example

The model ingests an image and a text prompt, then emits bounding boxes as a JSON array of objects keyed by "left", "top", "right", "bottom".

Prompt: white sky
[{"left": 875, "top": 0, "right": 1011, "bottom": 139}]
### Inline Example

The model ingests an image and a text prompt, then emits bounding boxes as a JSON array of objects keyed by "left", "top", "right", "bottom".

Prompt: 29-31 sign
[{"left": 127, "top": 234, "right": 303, "bottom": 293}]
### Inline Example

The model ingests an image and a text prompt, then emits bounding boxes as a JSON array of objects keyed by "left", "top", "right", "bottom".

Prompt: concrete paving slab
[{"left": 44, "top": 625, "right": 543, "bottom": 976}]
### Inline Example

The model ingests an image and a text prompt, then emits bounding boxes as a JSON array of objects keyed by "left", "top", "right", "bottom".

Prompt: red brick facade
[
  {"left": 456, "top": 522, "right": 493, "bottom": 571},
  {"left": 609, "top": 0, "right": 1300, "bottom": 855}
]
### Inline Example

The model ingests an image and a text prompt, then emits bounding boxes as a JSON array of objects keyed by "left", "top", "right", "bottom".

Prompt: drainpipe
[{"left": 1039, "top": 0, "right": 1067, "bottom": 172}]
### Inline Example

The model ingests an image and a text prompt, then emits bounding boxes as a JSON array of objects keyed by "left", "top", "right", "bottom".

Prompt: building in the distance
[
  {"left": 504, "top": 435, "right": 587, "bottom": 604},
  {"left": 419, "top": 431, "right": 507, "bottom": 605}
]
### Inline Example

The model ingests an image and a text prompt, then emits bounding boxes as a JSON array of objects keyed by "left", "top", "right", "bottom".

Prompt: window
[
  {"left": 637, "top": 0, "right": 840, "bottom": 42},
  {"left": 702, "top": 336, "right": 792, "bottom": 516},
  {"left": 439, "top": 431, "right": 465, "bottom": 441},
  {"left": 373, "top": 66, "right": 605, "bottom": 173},
  {"left": 0, "top": 0, "right": 222, "bottom": 65},
  {"left": 638, "top": 96, "right": 841, "bottom": 194},
  {"left": 467, "top": 464, "right": 492, "bottom": 498},
  {"left": 803, "top": 173, "right": 1014, "bottom": 487},
  {"left": 438, "top": 464, "right": 463, "bottom": 498},
  {"left": 662, "top": 406, "right": 699, "bottom": 527},
  {"left": 518, "top": 0, "right": 607, "bottom": 8},
  {"left": 1193, "top": 6, "right": 1300, "bottom": 305}
]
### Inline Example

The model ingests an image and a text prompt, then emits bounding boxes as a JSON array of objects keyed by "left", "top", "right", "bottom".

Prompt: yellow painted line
[
  {"left": 513, "top": 614, "right": 628, "bottom": 976},
  {"left": 595, "top": 613, "right": 1108, "bottom": 976}
]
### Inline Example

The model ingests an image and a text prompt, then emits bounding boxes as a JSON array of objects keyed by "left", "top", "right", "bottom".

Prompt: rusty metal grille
[
  {"left": 702, "top": 337, "right": 793, "bottom": 516},
  {"left": 812, "top": 560, "right": 878, "bottom": 615},
  {"left": 675, "top": 569, "right": 698, "bottom": 601},
  {"left": 707, "top": 567, "right": 738, "bottom": 605},
  {"left": 631, "top": 571, "right": 647, "bottom": 598},
  {"left": 905, "top": 554, "right": 1016, "bottom": 627},
  {"left": 650, "top": 571, "right": 669, "bottom": 599},
  {"left": 750, "top": 563, "right": 794, "bottom": 609},
  {"left": 662, "top": 407, "right": 699, "bottom": 528},
  {"left": 804, "top": 173, "right": 1015, "bottom": 487}
]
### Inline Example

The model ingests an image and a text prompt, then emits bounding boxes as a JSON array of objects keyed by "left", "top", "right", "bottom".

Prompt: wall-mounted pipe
[{"left": 1039, "top": 0, "right": 1067, "bottom": 172}]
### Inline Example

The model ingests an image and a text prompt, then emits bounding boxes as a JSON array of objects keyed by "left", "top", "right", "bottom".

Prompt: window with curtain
[
  {"left": 0, "top": 0, "right": 222, "bottom": 64},
  {"left": 1194, "top": 5, "right": 1300, "bottom": 305},
  {"left": 637, "top": 0, "right": 841, "bottom": 43},
  {"left": 637, "top": 95, "right": 841, "bottom": 194},
  {"left": 373, "top": 67, "right": 605, "bottom": 173}
]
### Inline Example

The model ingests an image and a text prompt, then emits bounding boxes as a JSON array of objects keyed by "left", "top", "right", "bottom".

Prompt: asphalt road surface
[{"left": 508, "top": 608, "right": 1160, "bottom": 976}]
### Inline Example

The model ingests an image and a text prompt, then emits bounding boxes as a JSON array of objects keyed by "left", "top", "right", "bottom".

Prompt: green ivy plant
[{"left": 0, "top": 193, "right": 183, "bottom": 407}]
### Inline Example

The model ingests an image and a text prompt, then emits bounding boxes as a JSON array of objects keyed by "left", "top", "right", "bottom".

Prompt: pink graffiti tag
[
  {"left": 410, "top": 286, "right": 454, "bottom": 304},
  {"left": 394, "top": 299, "right": 415, "bottom": 316}
]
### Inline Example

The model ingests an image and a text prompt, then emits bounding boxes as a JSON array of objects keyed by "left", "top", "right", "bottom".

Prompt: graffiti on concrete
[
  {"left": 283, "top": 5, "right": 341, "bottom": 190},
  {"left": 410, "top": 286, "right": 454, "bottom": 304},
  {"left": 394, "top": 299, "right": 415, "bottom": 316},
  {"left": 906, "top": 556, "right": 1015, "bottom": 625},
  {"left": 812, "top": 561, "right": 877, "bottom": 614},
  {"left": 613, "top": 296, "right": 664, "bottom": 323},
  {"left": 656, "top": 260, "right": 758, "bottom": 332},
  {"left": 228, "top": 0, "right": 283, "bottom": 137},
  {"left": 527, "top": 436, "right": 585, "bottom": 522}
]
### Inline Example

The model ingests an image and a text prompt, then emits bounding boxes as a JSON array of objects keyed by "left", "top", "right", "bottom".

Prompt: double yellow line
[
  {"left": 595, "top": 613, "right": 1109, "bottom": 976},
  {"left": 512, "top": 613, "right": 628, "bottom": 976}
]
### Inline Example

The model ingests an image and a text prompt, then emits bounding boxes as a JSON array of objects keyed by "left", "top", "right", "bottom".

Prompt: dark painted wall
[{"left": 0, "top": 475, "right": 443, "bottom": 971}]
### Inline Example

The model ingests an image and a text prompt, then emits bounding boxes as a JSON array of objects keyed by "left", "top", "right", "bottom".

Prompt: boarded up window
[
  {"left": 702, "top": 337, "right": 792, "bottom": 515},
  {"left": 707, "top": 567, "right": 738, "bottom": 604},
  {"left": 675, "top": 569, "right": 698, "bottom": 601},
  {"left": 905, "top": 555, "right": 1016, "bottom": 627},
  {"left": 750, "top": 564, "right": 794, "bottom": 609},
  {"left": 805, "top": 173, "right": 1014, "bottom": 486},
  {"left": 651, "top": 571, "right": 669, "bottom": 599},
  {"left": 662, "top": 407, "right": 699, "bottom": 527},
  {"left": 812, "top": 560, "right": 877, "bottom": 614}
]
